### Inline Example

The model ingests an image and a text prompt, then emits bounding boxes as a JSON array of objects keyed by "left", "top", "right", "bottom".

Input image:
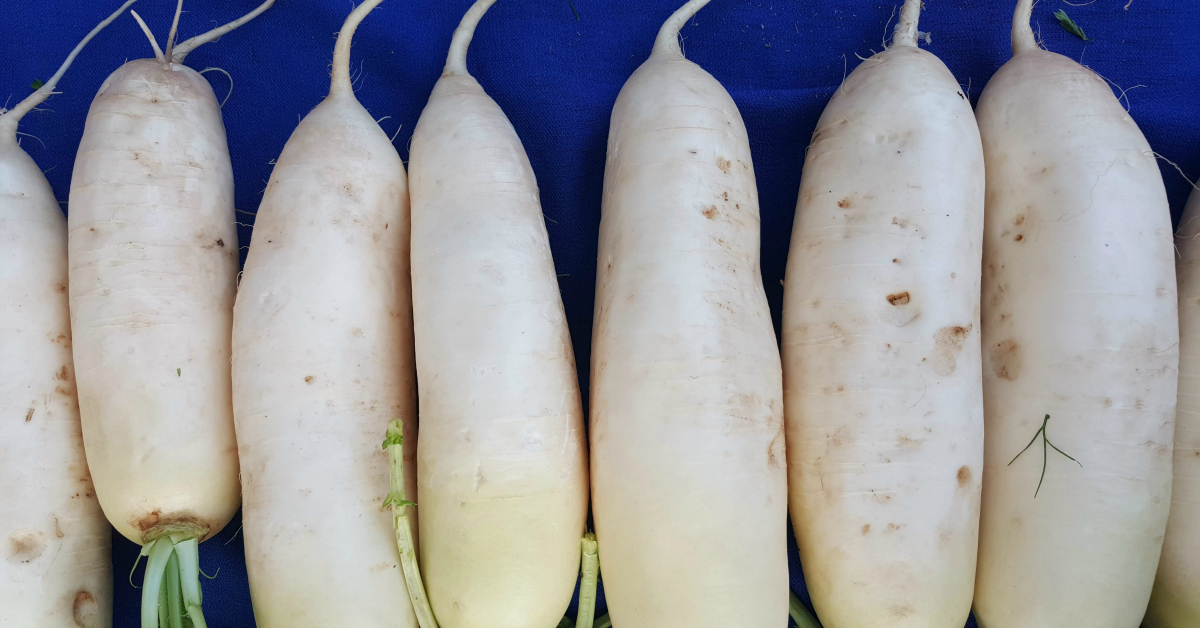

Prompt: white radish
[
  {"left": 973, "top": 2, "right": 1177, "bottom": 626},
  {"left": 0, "top": 3, "right": 137, "bottom": 626},
  {"left": 1145, "top": 185, "right": 1200, "bottom": 628},
  {"left": 590, "top": 1, "right": 789, "bottom": 626},
  {"left": 230, "top": 1, "right": 419, "bottom": 626},
  {"left": 780, "top": 0, "right": 984, "bottom": 625},
  {"left": 66, "top": 2, "right": 274, "bottom": 626},
  {"left": 408, "top": 1, "right": 590, "bottom": 627}
]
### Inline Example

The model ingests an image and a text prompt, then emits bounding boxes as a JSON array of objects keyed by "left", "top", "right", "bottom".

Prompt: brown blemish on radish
[
  {"left": 957, "top": 465, "right": 971, "bottom": 486},
  {"left": 6, "top": 531, "right": 47, "bottom": 563},
  {"left": 861, "top": 524, "right": 871, "bottom": 534},
  {"left": 716, "top": 157, "right": 731, "bottom": 173},
  {"left": 887, "top": 291, "right": 910, "bottom": 306},
  {"left": 702, "top": 205, "right": 718, "bottom": 219},
  {"left": 932, "top": 324, "right": 972, "bottom": 376},
  {"left": 55, "top": 283, "right": 67, "bottom": 294},
  {"left": 25, "top": 408, "right": 34, "bottom": 422},
  {"left": 73, "top": 590, "right": 100, "bottom": 627},
  {"left": 838, "top": 197, "right": 851, "bottom": 208},
  {"left": 55, "top": 365, "right": 69, "bottom": 381},
  {"left": 991, "top": 340, "right": 1022, "bottom": 381},
  {"left": 1014, "top": 234, "right": 1024, "bottom": 242}
]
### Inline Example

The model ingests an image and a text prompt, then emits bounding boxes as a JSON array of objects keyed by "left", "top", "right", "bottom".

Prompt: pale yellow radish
[
  {"left": 590, "top": 1, "right": 789, "bottom": 626},
  {"left": 66, "top": 2, "right": 274, "bottom": 626},
  {"left": 0, "top": 3, "right": 137, "bottom": 626},
  {"left": 408, "top": 1, "right": 589, "bottom": 627},
  {"left": 973, "top": 2, "right": 1177, "bottom": 627},
  {"left": 781, "top": 1, "right": 984, "bottom": 626},
  {"left": 230, "top": 1, "right": 417, "bottom": 626},
  {"left": 1145, "top": 185, "right": 1200, "bottom": 628}
]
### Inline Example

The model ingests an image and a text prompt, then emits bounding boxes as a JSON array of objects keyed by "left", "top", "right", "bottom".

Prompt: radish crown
[
  {"left": 445, "top": 0, "right": 498, "bottom": 76},
  {"left": 652, "top": 0, "right": 713, "bottom": 57},
  {"left": 1012, "top": 0, "right": 1038, "bottom": 55},
  {"left": 330, "top": 0, "right": 388, "bottom": 96},
  {"left": 892, "top": 0, "right": 923, "bottom": 47},
  {"left": 0, "top": 0, "right": 139, "bottom": 139},
  {"left": 129, "top": 0, "right": 275, "bottom": 68}
]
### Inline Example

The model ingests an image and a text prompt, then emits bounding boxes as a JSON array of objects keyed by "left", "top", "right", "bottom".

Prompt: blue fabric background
[{"left": 4, "top": 0, "right": 1199, "bottom": 626}]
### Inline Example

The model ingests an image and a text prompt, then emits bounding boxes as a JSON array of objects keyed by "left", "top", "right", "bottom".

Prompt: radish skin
[
  {"left": 66, "top": 2, "right": 274, "bottom": 626},
  {"left": 1145, "top": 185, "right": 1200, "bottom": 628},
  {"left": 230, "top": 1, "right": 418, "bottom": 626},
  {"left": 973, "top": 2, "right": 1177, "bottom": 626},
  {"left": 0, "top": 3, "right": 138, "bottom": 625},
  {"left": 590, "top": 1, "right": 789, "bottom": 626},
  {"left": 408, "top": 2, "right": 589, "bottom": 626},
  {"left": 781, "top": 1, "right": 984, "bottom": 626}
]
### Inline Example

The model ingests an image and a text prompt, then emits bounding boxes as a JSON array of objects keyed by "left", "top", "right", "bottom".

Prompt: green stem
[
  {"left": 594, "top": 614, "right": 611, "bottom": 628},
  {"left": 138, "top": 535, "right": 208, "bottom": 628},
  {"left": 575, "top": 533, "right": 599, "bottom": 628},
  {"left": 384, "top": 419, "right": 439, "bottom": 628},
  {"left": 789, "top": 591, "right": 823, "bottom": 628}
]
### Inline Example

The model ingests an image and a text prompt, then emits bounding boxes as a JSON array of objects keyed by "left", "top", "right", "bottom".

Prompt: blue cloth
[{"left": 4, "top": 0, "right": 1199, "bottom": 626}]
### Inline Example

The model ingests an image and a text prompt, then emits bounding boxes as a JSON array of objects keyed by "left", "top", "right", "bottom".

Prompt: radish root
[
  {"left": 170, "top": 0, "right": 276, "bottom": 63},
  {"left": 892, "top": 0, "right": 921, "bottom": 47},
  {"left": 653, "top": 0, "right": 713, "bottom": 57},
  {"left": 163, "top": 0, "right": 185, "bottom": 66},
  {"left": 383, "top": 420, "right": 439, "bottom": 628},
  {"left": 0, "top": 0, "right": 139, "bottom": 135},
  {"left": 444, "top": 0, "right": 498, "bottom": 76},
  {"left": 330, "top": 0, "right": 387, "bottom": 96},
  {"left": 130, "top": 11, "right": 166, "bottom": 64},
  {"left": 198, "top": 67, "right": 234, "bottom": 108},
  {"left": 1012, "top": 0, "right": 1038, "bottom": 55}
]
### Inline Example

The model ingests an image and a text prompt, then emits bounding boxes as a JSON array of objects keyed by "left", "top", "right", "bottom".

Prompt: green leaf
[
  {"left": 30, "top": 79, "right": 45, "bottom": 90},
  {"left": 177, "top": 368, "right": 181, "bottom": 377},
  {"left": 1054, "top": 9, "right": 1093, "bottom": 42}
]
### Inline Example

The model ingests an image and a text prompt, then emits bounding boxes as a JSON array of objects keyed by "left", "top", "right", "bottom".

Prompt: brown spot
[
  {"left": 891, "top": 605, "right": 915, "bottom": 618},
  {"left": 887, "top": 291, "right": 911, "bottom": 306},
  {"left": 897, "top": 435, "right": 922, "bottom": 448},
  {"left": 352, "top": 328, "right": 364, "bottom": 337},
  {"left": 702, "top": 205, "right": 718, "bottom": 219},
  {"left": 990, "top": 340, "right": 1022, "bottom": 381},
  {"left": 932, "top": 324, "right": 972, "bottom": 376},
  {"left": 861, "top": 524, "right": 871, "bottom": 534},
  {"left": 837, "top": 197, "right": 851, "bottom": 208},
  {"left": 55, "top": 365, "right": 69, "bottom": 381},
  {"left": 215, "top": 239, "right": 225, "bottom": 247},
  {"left": 136, "top": 511, "right": 162, "bottom": 531},
  {"left": 892, "top": 258, "right": 899, "bottom": 264},
  {"left": 892, "top": 216, "right": 909, "bottom": 228},
  {"left": 767, "top": 426, "right": 785, "bottom": 468},
  {"left": 55, "top": 283, "right": 67, "bottom": 294},
  {"left": 1103, "top": 397, "right": 1113, "bottom": 407},
  {"left": 55, "top": 386, "right": 71, "bottom": 396},
  {"left": 304, "top": 375, "right": 314, "bottom": 383},
  {"left": 1014, "top": 234, "right": 1024, "bottom": 242},
  {"left": 716, "top": 157, "right": 732, "bottom": 173},
  {"left": 957, "top": 465, "right": 971, "bottom": 486},
  {"left": 25, "top": 408, "right": 34, "bottom": 422},
  {"left": 73, "top": 590, "right": 100, "bottom": 627},
  {"left": 1015, "top": 215, "right": 1026, "bottom": 225},
  {"left": 887, "top": 523, "right": 902, "bottom": 531},
  {"left": 6, "top": 531, "right": 47, "bottom": 563},
  {"left": 54, "top": 517, "right": 64, "bottom": 538}
]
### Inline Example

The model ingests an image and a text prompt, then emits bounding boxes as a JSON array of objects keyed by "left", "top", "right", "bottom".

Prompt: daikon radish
[
  {"left": 780, "top": 1, "right": 984, "bottom": 626},
  {"left": 66, "top": 2, "right": 274, "bottom": 626},
  {"left": 590, "top": 1, "right": 789, "bottom": 626},
  {"left": 230, "top": 1, "right": 418, "bottom": 626},
  {"left": 973, "top": 1, "right": 1177, "bottom": 626},
  {"left": 0, "top": 3, "right": 137, "bottom": 626},
  {"left": 1145, "top": 185, "right": 1200, "bottom": 628},
  {"left": 408, "top": 1, "right": 589, "bottom": 626}
]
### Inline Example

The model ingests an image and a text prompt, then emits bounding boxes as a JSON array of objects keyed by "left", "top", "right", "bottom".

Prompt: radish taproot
[
  {"left": 408, "top": 1, "right": 590, "bottom": 626},
  {"left": 973, "top": 1, "right": 1177, "bottom": 626},
  {"left": 1145, "top": 185, "right": 1200, "bottom": 628},
  {"left": 66, "top": 2, "right": 274, "bottom": 626},
  {"left": 780, "top": 0, "right": 984, "bottom": 626},
  {"left": 590, "top": 1, "right": 789, "bottom": 626},
  {"left": 230, "top": 1, "right": 418, "bottom": 626},
  {"left": 0, "top": 3, "right": 137, "bottom": 626}
]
